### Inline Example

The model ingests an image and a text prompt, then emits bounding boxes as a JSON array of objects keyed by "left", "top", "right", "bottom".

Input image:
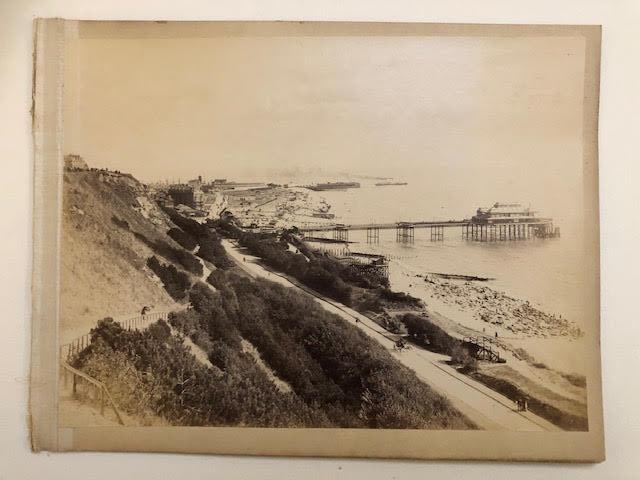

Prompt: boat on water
[
  {"left": 375, "top": 181, "right": 408, "bottom": 186},
  {"left": 305, "top": 181, "right": 361, "bottom": 191},
  {"left": 312, "top": 212, "right": 335, "bottom": 219}
]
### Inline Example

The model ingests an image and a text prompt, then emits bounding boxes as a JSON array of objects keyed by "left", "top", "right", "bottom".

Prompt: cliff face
[{"left": 60, "top": 170, "right": 181, "bottom": 343}]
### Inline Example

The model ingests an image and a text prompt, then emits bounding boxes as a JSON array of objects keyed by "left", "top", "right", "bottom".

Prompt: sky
[{"left": 63, "top": 25, "right": 587, "bottom": 225}]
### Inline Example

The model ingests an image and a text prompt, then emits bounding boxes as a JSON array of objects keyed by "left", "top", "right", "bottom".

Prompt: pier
[
  {"left": 332, "top": 224, "right": 349, "bottom": 241},
  {"left": 298, "top": 203, "right": 560, "bottom": 243},
  {"left": 396, "top": 222, "right": 415, "bottom": 243},
  {"left": 300, "top": 219, "right": 559, "bottom": 243}
]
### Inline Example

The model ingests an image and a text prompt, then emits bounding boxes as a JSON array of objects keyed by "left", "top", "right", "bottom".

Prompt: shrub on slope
[
  {"left": 146, "top": 256, "right": 191, "bottom": 300},
  {"left": 162, "top": 208, "right": 233, "bottom": 270},
  {"left": 75, "top": 318, "right": 329, "bottom": 427},
  {"left": 195, "top": 272, "right": 474, "bottom": 429},
  {"left": 167, "top": 227, "right": 198, "bottom": 251},
  {"left": 135, "top": 231, "right": 202, "bottom": 276}
]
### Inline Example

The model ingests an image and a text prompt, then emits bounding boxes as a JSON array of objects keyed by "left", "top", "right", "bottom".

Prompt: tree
[{"left": 451, "top": 344, "right": 478, "bottom": 372}]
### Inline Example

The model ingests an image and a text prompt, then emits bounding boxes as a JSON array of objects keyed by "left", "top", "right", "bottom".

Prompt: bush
[
  {"left": 231, "top": 229, "right": 355, "bottom": 305},
  {"left": 75, "top": 339, "right": 159, "bottom": 424},
  {"left": 385, "top": 317, "right": 403, "bottom": 334},
  {"left": 451, "top": 344, "right": 478, "bottom": 372},
  {"left": 209, "top": 221, "right": 410, "bottom": 307},
  {"left": 162, "top": 206, "right": 209, "bottom": 238},
  {"left": 224, "top": 273, "right": 474, "bottom": 429},
  {"left": 378, "top": 288, "right": 422, "bottom": 307},
  {"left": 197, "top": 234, "right": 234, "bottom": 270},
  {"left": 135, "top": 231, "right": 202, "bottom": 276},
  {"left": 76, "top": 317, "right": 328, "bottom": 427},
  {"left": 147, "top": 256, "right": 191, "bottom": 300},
  {"left": 187, "top": 282, "right": 242, "bottom": 349},
  {"left": 302, "top": 265, "right": 352, "bottom": 305},
  {"left": 399, "top": 313, "right": 461, "bottom": 355},
  {"left": 73, "top": 260, "right": 475, "bottom": 429},
  {"left": 208, "top": 218, "right": 242, "bottom": 239},
  {"left": 353, "top": 292, "right": 384, "bottom": 313},
  {"left": 163, "top": 210, "right": 234, "bottom": 270},
  {"left": 167, "top": 227, "right": 197, "bottom": 251}
]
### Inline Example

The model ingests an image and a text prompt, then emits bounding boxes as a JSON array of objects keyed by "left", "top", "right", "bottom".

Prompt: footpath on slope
[
  {"left": 58, "top": 307, "right": 213, "bottom": 427},
  {"left": 220, "top": 239, "right": 560, "bottom": 432}
]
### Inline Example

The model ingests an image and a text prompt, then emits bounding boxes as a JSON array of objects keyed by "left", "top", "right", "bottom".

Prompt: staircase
[
  {"left": 58, "top": 311, "right": 171, "bottom": 426},
  {"left": 58, "top": 361, "right": 126, "bottom": 426},
  {"left": 462, "top": 336, "right": 506, "bottom": 363}
]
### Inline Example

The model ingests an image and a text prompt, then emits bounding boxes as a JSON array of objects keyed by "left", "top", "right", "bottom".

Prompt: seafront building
[
  {"left": 64, "top": 154, "right": 88, "bottom": 170},
  {"left": 472, "top": 202, "right": 539, "bottom": 224}
]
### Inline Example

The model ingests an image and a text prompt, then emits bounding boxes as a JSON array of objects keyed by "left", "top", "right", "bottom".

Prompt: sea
[{"left": 303, "top": 180, "right": 591, "bottom": 327}]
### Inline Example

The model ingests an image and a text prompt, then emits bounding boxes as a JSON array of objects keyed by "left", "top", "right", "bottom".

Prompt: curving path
[{"left": 221, "top": 239, "right": 560, "bottom": 432}]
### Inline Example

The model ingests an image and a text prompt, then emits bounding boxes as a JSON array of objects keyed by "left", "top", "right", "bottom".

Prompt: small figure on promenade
[
  {"left": 394, "top": 339, "right": 407, "bottom": 352},
  {"left": 495, "top": 331, "right": 498, "bottom": 338},
  {"left": 515, "top": 397, "right": 529, "bottom": 412}
]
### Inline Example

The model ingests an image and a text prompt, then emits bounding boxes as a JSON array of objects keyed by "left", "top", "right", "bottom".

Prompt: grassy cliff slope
[{"left": 60, "top": 170, "right": 183, "bottom": 343}]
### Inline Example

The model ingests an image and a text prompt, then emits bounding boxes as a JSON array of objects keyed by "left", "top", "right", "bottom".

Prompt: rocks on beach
[{"left": 419, "top": 274, "right": 582, "bottom": 339}]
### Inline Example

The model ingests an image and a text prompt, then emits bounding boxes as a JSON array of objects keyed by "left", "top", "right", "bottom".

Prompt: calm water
[{"left": 307, "top": 181, "right": 588, "bottom": 325}]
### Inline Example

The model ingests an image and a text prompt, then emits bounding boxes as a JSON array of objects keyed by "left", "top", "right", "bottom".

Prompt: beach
[
  {"left": 388, "top": 264, "right": 588, "bottom": 376},
  {"left": 218, "top": 178, "right": 591, "bottom": 381}
]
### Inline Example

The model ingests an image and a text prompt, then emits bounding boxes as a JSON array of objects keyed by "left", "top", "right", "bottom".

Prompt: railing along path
[
  {"left": 60, "top": 311, "right": 170, "bottom": 362},
  {"left": 59, "top": 311, "right": 171, "bottom": 426},
  {"left": 60, "top": 361, "right": 126, "bottom": 425}
]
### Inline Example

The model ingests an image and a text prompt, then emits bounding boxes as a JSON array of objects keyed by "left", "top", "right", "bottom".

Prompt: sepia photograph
[{"left": 30, "top": 20, "right": 603, "bottom": 460}]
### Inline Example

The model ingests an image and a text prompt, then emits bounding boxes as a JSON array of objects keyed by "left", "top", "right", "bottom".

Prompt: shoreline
[
  {"left": 224, "top": 190, "right": 587, "bottom": 378},
  {"left": 386, "top": 261, "right": 587, "bottom": 377},
  {"left": 220, "top": 238, "right": 556, "bottom": 431},
  {"left": 224, "top": 229, "right": 586, "bottom": 429},
  {"left": 220, "top": 186, "right": 335, "bottom": 231}
]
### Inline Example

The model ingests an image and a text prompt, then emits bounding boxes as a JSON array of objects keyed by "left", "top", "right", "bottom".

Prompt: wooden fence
[
  {"left": 60, "top": 361, "right": 125, "bottom": 425},
  {"left": 57, "top": 311, "right": 172, "bottom": 426},
  {"left": 60, "top": 311, "right": 170, "bottom": 362}
]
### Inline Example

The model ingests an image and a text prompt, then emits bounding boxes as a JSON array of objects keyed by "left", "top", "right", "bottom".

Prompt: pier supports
[
  {"left": 366, "top": 226, "right": 380, "bottom": 243},
  {"left": 499, "top": 224, "right": 506, "bottom": 241},
  {"left": 530, "top": 223, "right": 560, "bottom": 239},
  {"left": 333, "top": 225, "right": 349, "bottom": 242},
  {"left": 463, "top": 222, "right": 546, "bottom": 242},
  {"left": 396, "top": 222, "right": 415, "bottom": 243},
  {"left": 430, "top": 225, "right": 444, "bottom": 241}
]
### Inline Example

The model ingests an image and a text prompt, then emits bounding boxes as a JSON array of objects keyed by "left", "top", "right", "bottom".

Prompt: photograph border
[{"left": 30, "top": 19, "right": 603, "bottom": 461}]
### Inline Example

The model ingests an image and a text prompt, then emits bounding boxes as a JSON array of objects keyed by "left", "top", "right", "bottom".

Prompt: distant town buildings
[
  {"left": 167, "top": 184, "right": 196, "bottom": 208},
  {"left": 187, "top": 175, "right": 203, "bottom": 190}
]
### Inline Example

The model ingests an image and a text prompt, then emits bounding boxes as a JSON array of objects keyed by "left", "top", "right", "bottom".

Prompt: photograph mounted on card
[{"left": 30, "top": 19, "right": 603, "bottom": 461}]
